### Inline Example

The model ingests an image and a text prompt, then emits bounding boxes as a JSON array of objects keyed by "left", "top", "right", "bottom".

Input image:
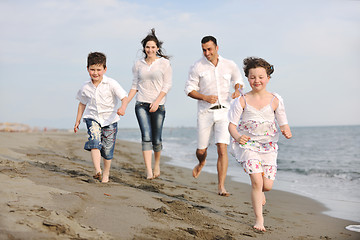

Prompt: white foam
[{"left": 345, "top": 225, "right": 360, "bottom": 232}]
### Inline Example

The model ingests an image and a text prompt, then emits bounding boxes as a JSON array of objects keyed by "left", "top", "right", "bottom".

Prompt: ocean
[{"left": 117, "top": 125, "right": 360, "bottom": 223}]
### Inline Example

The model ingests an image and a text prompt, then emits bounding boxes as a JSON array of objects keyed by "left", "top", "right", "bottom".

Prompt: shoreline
[{"left": 0, "top": 131, "right": 359, "bottom": 239}]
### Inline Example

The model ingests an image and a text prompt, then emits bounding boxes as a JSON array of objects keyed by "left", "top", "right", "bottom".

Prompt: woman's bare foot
[
  {"left": 146, "top": 171, "right": 154, "bottom": 180},
  {"left": 192, "top": 160, "right": 206, "bottom": 178},
  {"left": 153, "top": 165, "right": 160, "bottom": 179}
]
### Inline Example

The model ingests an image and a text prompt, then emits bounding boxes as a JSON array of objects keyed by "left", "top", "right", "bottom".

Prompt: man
[{"left": 185, "top": 36, "right": 244, "bottom": 196}]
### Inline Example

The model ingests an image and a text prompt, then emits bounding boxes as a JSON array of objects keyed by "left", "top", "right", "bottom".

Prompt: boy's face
[{"left": 87, "top": 64, "right": 107, "bottom": 82}]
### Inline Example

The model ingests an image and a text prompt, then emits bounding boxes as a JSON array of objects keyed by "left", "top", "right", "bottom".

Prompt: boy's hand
[
  {"left": 117, "top": 106, "right": 126, "bottom": 116},
  {"left": 280, "top": 125, "right": 292, "bottom": 139},
  {"left": 237, "top": 135, "right": 250, "bottom": 145},
  {"left": 74, "top": 122, "right": 80, "bottom": 133}
]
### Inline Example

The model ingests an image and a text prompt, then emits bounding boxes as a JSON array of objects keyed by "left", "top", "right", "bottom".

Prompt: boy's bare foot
[
  {"left": 153, "top": 166, "right": 160, "bottom": 179},
  {"left": 101, "top": 174, "right": 109, "bottom": 183},
  {"left": 262, "top": 192, "right": 266, "bottom": 206},
  {"left": 93, "top": 172, "right": 102, "bottom": 181},
  {"left": 192, "top": 160, "right": 206, "bottom": 178}
]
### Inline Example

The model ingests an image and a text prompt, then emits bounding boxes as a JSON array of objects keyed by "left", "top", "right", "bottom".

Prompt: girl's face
[
  {"left": 248, "top": 67, "right": 270, "bottom": 92},
  {"left": 145, "top": 40, "right": 159, "bottom": 59}
]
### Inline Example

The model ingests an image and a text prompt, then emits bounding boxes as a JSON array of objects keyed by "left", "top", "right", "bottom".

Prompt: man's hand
[{"left": 204, "top": 95, "right": 218, "bottom": 104}]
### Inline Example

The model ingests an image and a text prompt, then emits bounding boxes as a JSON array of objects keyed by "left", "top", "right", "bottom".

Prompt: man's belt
[{"left": 209, "top": 105, "right": 226, "bottom": 110}]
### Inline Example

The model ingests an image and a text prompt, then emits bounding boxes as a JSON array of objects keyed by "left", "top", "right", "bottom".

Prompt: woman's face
[{"left": 145, "top": 40, "right": 159, "bottom": 58}]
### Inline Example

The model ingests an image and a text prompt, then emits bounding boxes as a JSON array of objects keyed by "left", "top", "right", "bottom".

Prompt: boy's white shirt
[{"left": 76, "top": 75, "right": 128, "bottom": 127}]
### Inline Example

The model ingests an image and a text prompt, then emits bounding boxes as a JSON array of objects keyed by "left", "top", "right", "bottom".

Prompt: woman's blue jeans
[{"left": 135, "top": 101, "right": 165, "bottom": 152}]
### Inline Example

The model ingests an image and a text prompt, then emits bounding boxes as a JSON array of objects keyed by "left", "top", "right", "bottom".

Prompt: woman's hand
[{"left": 149, "top": 102, "right": 160, "bottom": 112}]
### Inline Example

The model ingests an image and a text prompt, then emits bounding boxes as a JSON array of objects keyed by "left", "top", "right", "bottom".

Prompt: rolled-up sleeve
[
  {"left": 230, "top": 61, "right": 245, "bottom": 89},
  {"left": 131, "top": 63, "right": 139, "bottom": 90},
  {"left": 185, "top": 65, "right": 200, "bottom": 95},
  {"left": 112, "top": 80, "right": 128, "bottom": 100},
  {"left": 76, "top": 86, "right": 88, "bottom": 105},
  {"left": 161, "top": 62, "right": 172, "bottom": 93}
]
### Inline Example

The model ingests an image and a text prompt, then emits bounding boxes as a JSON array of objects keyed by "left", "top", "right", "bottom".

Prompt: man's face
[{"left": 202, "top": 41, "right": 219, "bottom": 64}]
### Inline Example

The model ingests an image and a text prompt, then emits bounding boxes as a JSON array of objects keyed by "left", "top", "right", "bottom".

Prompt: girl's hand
[
  {"left": 237, "top": 135, "right": 250, "bottom": 145},
  {"left": 280, "top": 125, "right": 292, "bottom": 139}
]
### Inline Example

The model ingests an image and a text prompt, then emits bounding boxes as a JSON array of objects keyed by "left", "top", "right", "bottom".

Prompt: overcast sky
[{"left": 1, "top": 0, "right": 359, "bottom": 129}]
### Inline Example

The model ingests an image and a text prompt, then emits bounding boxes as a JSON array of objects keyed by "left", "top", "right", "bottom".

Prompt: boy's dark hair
[
  {"left": 201, "top": 36, "right": 217, "bottom": 46},
  {"left": 141, "top": 28, "right": 169, "bottom": 59},
  {"left": 243, "top": 57, "right": 274, "bottom": 77},
  {"left": 87, "top": 52, "right": 107, "bottom": 68}
]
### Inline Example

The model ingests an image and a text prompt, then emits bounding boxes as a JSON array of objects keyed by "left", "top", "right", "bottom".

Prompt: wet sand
[{"left": 0, "top": 131, "right": 359, "bottom": 239}]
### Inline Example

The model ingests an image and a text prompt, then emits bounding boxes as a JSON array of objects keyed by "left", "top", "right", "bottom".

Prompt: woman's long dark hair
[{"left": 141, "top": 28, "right": 169, "bottom": 60}]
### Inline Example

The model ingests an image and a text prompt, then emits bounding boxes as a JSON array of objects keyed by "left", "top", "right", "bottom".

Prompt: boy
[{"left": 74, "top": 52, "right": 128, "bottom": 183}]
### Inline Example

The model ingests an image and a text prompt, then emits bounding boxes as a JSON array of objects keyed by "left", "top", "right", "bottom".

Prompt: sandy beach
[{"left": 0, "top": 131, "right": 359, "bottom": 239}]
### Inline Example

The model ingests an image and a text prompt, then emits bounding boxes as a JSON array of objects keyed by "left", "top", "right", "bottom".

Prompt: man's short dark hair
[{"left": 201, "top": 36, "right": 217, "bottom": 46}]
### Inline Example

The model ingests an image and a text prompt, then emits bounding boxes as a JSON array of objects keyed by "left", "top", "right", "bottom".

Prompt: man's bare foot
[
  {"left": 218, "top": 186, "right": 230, "bottom": 196},
  {"left": 218, "top": 191, "right": 230, "bottom": 197},
  {"left": 153, "top": 165, "right": 160, "bottom": 179},
  {"left": 192, "top": 160, "right": 206, "bottom": 178},
  {"left": 262, "top": 192, "right": 266, "bottom": 206}
]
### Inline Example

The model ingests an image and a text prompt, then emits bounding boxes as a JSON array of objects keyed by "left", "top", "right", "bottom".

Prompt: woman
[{"left": 126, "top": 28, "right": 172, "bottom": 179}]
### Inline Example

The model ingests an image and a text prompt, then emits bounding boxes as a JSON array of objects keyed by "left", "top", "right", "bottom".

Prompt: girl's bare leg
[
  {"left": 262, "top": 177, "right": 274, "bottom": 206},
  {"left": 143, "top": 150, "right": 153, "bottom": 179},
  {"left": 250, "top": 173, "right": 266, "bottom": 231},
  {"left": 153, "top": 151, "right": 161, "bottom": 178},
  {"left": 102, "top": 159, "right": 111, "bottom": 183}
]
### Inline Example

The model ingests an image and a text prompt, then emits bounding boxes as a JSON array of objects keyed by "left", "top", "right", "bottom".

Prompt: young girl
[
  {"left": 124, "top": 28, "right": 172, "bottom": 179},
  {"left": 228, "top": 57, "right": 292, "bottom": 231}
]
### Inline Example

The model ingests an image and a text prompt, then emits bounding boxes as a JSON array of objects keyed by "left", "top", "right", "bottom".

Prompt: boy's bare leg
[
  {"left": 101, "top": 159, "right": 111, "bottom": 183},
  {"left": 217, "top": 143, "right": 229, "bottom": 196},
  {"left": 153, "top": 151, "right": 161, "bottom": 178},
  {"left": 91, "top": 149, "right": 102, "bottom": 175},
  {"left": 143, "top": 150, "right": 153, "bottom": 179},
  {"left": 250, "top": 173, "right": 266, "bottom": 231},
  {"left": 193, "top": 148, "right": 207, "bottom": 178}
]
